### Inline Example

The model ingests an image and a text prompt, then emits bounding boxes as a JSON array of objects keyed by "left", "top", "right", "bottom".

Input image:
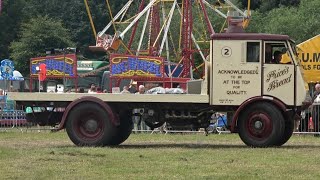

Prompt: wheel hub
[
  {"left": 84, "top": 119, "right": 98, "bottom": 132},
  {"left": 254, "top": 121, "right": 263, "bottom": 129},
  {"left": 247, "top": 113, "right": 272, "bottom": 139}
]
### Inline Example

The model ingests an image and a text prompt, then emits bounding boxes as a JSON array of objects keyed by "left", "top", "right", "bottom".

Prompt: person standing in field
[{"left": 312, "top": 83, "right": 320, "bottom": 133}]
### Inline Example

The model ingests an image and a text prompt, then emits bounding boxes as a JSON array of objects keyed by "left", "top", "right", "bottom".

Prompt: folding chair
[
  {"left": 207, "top": 113, "right": 227, "bottom": 134},
  {"left": 215, "top": 114, "right": 227, "bottom": 134}
]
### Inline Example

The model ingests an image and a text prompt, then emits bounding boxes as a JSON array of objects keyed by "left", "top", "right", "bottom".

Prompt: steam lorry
[{"left": 8, "top": 32, "right": 307, "bottom": 147}]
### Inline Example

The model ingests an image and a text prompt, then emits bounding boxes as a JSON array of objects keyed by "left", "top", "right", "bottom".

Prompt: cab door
[{"left": 262, "top": 41, "right": 295, "bottom": 106}]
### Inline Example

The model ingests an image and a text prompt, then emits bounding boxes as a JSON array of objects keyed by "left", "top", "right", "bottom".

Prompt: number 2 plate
[{"left": 221, "top": 47, "right": 232, "bottom": 57}]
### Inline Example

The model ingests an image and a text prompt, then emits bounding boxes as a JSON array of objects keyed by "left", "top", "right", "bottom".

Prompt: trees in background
[
  {"left": 10, "top": 16, "right": 75, "bottom": 74},
  {"left": 238, "top": 0, "right": 300, "bottom": 12},
  {"left": 0, "top": 0, "right": 26, "bottom": 60},
  {"left": 20, "top": 0, "right": 111, "bottom": 56},
  {"left": 0, "top": 0, "right": 319, "bottom": 75},
  {"left": 247, "top": 0, "right": 320, "bottom": 43},
  {"left": 0, "top": 0, "right": 119, "bottom": 74}
]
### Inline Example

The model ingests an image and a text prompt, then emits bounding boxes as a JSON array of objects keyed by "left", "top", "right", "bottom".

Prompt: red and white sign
[{"left": 39, "top": 63, "right": 47, "bottom": 81}]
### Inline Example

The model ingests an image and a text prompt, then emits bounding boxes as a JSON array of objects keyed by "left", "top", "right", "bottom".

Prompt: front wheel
[{"left": 238, "top": 102, "right": 285, "bottom": 147}]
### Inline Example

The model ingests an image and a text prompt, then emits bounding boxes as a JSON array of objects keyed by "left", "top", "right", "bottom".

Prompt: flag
[{"left": 39, "top": 63, "right": 47, "bottom": 81}]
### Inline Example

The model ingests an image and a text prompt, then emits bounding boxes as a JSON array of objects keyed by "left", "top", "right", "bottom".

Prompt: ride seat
[{"left": 90, "top": 34, "right": 121, "bottom": 52}]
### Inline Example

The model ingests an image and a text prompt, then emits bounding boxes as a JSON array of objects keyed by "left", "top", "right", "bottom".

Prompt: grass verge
[{"left": 0, "top": 131, "right": 320, "bottom": 179}]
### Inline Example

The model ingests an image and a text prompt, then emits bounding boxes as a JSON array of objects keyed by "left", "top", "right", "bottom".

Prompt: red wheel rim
[
  {"left": 74, "top": 114, "right": 105, "bottom": 140},
  {"left": 246, "top": 112, "right": 273, "bottom": 140}
]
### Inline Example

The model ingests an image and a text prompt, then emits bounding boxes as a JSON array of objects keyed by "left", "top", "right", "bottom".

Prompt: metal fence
[
  {"left": 295, "top": 103, "right": 320, "bottom": 135},
  {"left": 0, "top": 121, "right": 56, "bottom": 132},
  {"left": 0, "top": 100, "right": 28, "bottom": 131},
  {"left": 0, "top": 101, "right": 56, "bottom": 132}
]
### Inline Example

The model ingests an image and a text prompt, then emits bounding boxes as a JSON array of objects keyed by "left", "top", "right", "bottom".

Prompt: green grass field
[{"left": 0, "top": 131, "right": 320, "bottom": 179}]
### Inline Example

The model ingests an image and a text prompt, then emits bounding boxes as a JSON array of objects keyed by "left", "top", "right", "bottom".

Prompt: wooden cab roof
[{"left": 211, "top": 33, "right": 290, "bottom": 41}]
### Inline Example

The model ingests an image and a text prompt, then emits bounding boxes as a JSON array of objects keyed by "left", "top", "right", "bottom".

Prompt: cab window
[
  {"left": 247, "top": 42, "right": 260, "bottom": 62},
  {"left": 265, "top": 42, "right": 291, "bottom": 64}
]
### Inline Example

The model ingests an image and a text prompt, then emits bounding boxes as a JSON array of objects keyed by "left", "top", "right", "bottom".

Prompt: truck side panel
[
  {"left": 210, "top": 40, "right": 262, "bottom": 105},
  {"left": 7, "top": 92, "right": 209, "bottom": 104}
]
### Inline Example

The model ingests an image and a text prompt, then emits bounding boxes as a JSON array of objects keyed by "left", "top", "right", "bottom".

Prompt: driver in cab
[
  {"left": 271, "top": 51, "right": 283, "bottom": 64},
  {"left": 270, "top": 50, "right": 292, "bottom": 64}
]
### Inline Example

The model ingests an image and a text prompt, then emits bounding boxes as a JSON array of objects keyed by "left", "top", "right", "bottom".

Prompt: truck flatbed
[{"left": 7, "top": 92, "right": 209, "bottom": 104}]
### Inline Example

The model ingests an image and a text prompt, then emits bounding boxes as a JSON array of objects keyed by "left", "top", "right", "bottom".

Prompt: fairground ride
[{"left": 84, "top": 0, "right": 251, "bottom": 89}]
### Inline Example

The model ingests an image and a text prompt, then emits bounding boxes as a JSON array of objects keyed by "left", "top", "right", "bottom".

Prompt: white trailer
[{"left": 8, "top": 33, "right": 307, "bottom": 147}]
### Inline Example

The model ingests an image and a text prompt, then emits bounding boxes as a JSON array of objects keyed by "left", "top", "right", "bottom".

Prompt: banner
[
  {"left": 110, "top": 54, "right": 164, "bottom": 77},
  {"left": 282, "top": 35, "right": 320, "bottom": 83},
  {"left": 30, "top": 54, "right": 77, "bottom": 78}
]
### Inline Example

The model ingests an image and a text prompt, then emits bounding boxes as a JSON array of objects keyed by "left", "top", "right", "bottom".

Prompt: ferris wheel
[{"left": 84, "top": 0, "right": 251, "bottom": 79}]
